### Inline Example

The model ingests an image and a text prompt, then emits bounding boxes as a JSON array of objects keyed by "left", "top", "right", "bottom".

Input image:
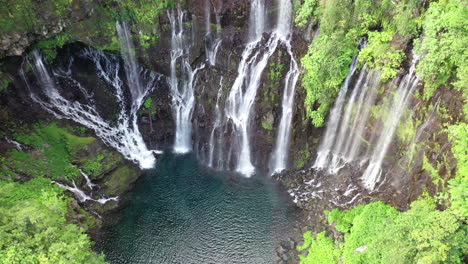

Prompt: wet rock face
[
  {"left": 185, "top": 1, "right": 315, "bottom": 172},
  {"left": 0, "top": 1, "right": 94, "bottom": 58}
]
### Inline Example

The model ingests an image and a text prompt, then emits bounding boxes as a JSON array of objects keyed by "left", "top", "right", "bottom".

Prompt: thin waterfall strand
[
  {"left": 313, "top": 56, "right": 359, "bottom": 170},
  {"left": 168, "top": 9, "right": 205, "bottom": 153},
  {"left": 362, "top": 57, "right": 419, "bottom": 190},
  {"left": 269, "top": 0, "right": 300, "bottom": 174},
  {"left": 208, "top": 77, "right": 224, "bottom": 168}
]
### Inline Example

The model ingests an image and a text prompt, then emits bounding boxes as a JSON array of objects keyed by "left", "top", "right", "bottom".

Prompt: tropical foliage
[
  {"left": 0, "top": 178, "right": 106, "bottom": 263},
  {"left": 297, "top": 0, "right": 423, "bottom": 126}
]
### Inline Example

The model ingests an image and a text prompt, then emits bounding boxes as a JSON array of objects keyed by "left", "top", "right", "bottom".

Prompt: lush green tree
[
  {"left": 0, "top": 178, "right": 107, "bottom": 264},
  {"left": 415, "top": 0, "right": 468, "bottom": 100},
  {"left": 298, "top": 231, "right": 341, "bottom": 264},
  {"left": 299, "top": 198, "right": 467, "bottom": 263},
  {"left": 296, "top": 0, "right": 423, "bottom": 126}
]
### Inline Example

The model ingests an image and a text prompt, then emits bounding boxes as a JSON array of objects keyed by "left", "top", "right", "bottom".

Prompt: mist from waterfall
[
  {"left": 23, "top": 21, "right": 159, "bottom": 169},
  {"left": 362, "top": 57, "right": 419, "bottom": 190},
  {"left": 207, "top": 77, "right": 225, "bottom": 168},
  {"left": 313, "top": 56, "right": 360, "bottom": 170},
  {"left": 168, "top": 8, "right": 205, "bottom": 154},
  {"left": 313, "top": 54, "right": 419, "bottom": 190},
  {"left": 313, "top": 67, "right": 381, "bottom": 174}
]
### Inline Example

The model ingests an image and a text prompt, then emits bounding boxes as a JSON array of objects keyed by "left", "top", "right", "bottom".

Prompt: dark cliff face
[{"left": 137, "top": 0, "right": 318, "bottom": 173}]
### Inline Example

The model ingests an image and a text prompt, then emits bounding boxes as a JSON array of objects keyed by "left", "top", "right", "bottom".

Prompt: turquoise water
[{"left": 97, "top": 153, "right": 296, "bottom": 264}]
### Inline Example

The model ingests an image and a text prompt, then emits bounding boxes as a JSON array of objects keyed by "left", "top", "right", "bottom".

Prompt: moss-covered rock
[{"left": 102, "top": 164, "right": 141, "bottom": 197}]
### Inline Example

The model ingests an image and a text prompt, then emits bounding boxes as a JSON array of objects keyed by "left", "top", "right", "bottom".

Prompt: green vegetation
[
  {"left": 0, "top": 177, "right": 106, "bottom": 263},
  {"left": 0, "top": 0, "right": 175, "bottom": 60},
  {"left": 0, "top": 122, "right": 110, "bottom": 263},
  {"left": 359, "top": 30, "right": 406, "bottom": 81},
  {"left": 143, "top": 97, "right": 153, "bottom": 109},
  {"left": 83, "top": 154, "right": 105, "bottom": 175},
  {"left": 0, "top": 67, "right": 11, "bottom": 92},
  {"left": 0, "top": 123, "right": 95, "bottom": 181},
  {"left": 298, "top": 231, "right": 340, "bottom": 264},
  {"left": 112, "top": 0, "right": 175, "bottom": 49},
  {"left": 142, "top": 97, "right": 157, "bottom": 116},
  {"left": 298, "top": 86, "right": 468, "bottom": 263},
  {"left": 0, "top": 0, "right": 71, "bottom": 35},
  {"left": 35, "top": 32, "right": 72, "bottom": 61},
  {"left": 261, "top": 121, "right": 274, "bottom": 131},
  {"left": 296, "top": 0, "right": 423, "bottom": 127},
  {"left": 295, "top": 142, "right": 311, "bottom": 169},
  {"left": 299, "top": 197, "right": 467, "bottom": 264},
  {"left": 269, "top": 62, "right": 286, "bottom": 84},
  {"left": 415, "top": 0, "right": 467, "bottom": 101}
]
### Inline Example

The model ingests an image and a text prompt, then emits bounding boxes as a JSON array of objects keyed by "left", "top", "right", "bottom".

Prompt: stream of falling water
[
  {"left": 204, "top": 0, "right": 222, "bottom": 66},
  {"left": 312, "top": 67, "right": 381, "bottom": 174},
  {"left": 269, "top": 0, "right": 300, "bottom": 175},
  {"left": 23, "top": 21, "right": 159, "bottom": 169},
  {"left": 207, "top": 77, "right": 225, "bottom": 168},
  {"left": 208, "top": 0, "right": 300, "bottom": 176},
  {"left": 168, "top": 8, "right": 205, "bottom": 154},
  {"left": 313, "top": 56, "right": 360, "bottom": 170},
  {"left": 313, "top": 53, "right": 419, "bottom": 190},
  {"left": 361, "top": 56, "right": 419, "bottom": 190}
]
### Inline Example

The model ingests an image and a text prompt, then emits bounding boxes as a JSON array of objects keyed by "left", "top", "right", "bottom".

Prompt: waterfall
[
  {"left": 220, "top": 0, "right": 274, "bottom": 176},
  {"left": 313, "top": 56, "right": 360, "bottom": 170},
  {"left": 312, "top": 66, "right": 380, "bottom": 174},
  {"left": 53, "top": 180, "right": 118, "bottom": 204},
  {"left": 269, "top": 0, "right": 300, "bottom": 174},
  {"left": 203, "top": 0, "right": 300, "bottom": 176},
  {"left": 5, "top": 137, "right": 24, "bottom": 151},
  {"left": 362, "top": 57, "right": 419, "bottom": 190},
  {"left": 312, "top": 47, "right": 419, "bottom": 191},
  {"left": 23, "top": 22, "right": 160, "bottom": 169},
  {"left": 168, "top": 9, "right": 205, "bottom": 154},
  {"left": 248, "top": 0, "right": 266, "bottom": 40},
  {"left": 207, "top": 77, "right": 225, "bottom": 168},
  {"left": 224, "top": 36, "right": 280, "bottom": 175},
  {"left": 330, "top": 69, "right": 380, "bottom": 173},
  {"left": 204, "top": 0, "right": 222, "bottom": 66},
  {"left": 78, "top": 168, "right": 97, "bottom": 190},
  {"left": 53, "top": 166, "right": 117, "bottom": 204},
  {"left": 116, "top": 22, "right": 145, "bottom": 101}
]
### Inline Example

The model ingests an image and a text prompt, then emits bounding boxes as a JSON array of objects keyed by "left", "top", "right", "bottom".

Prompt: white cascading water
[
  {"left": 204, "top": 0, "right": 222, "bottom": 66},
  {"left": 79, "top": 168, "right": 97, "bottom": 190},
  {"left": 222, "top": 0, "right": 270, "bottom": 175},
  {"left": 313, "top": 66, "right": 381, "bottom": 174},
  {"left": 168, "top": 9, "right": 205, "bottom": 154},
  {"left": 209, "top": 0, "right": 299, "bottom": 177},
  {"left": 361, "top": 56, "right": 419, "bottom": 190},
  {"left": 207, "top": 77, "right": 225, "bottom": 168},
  {"left": 24, "top": 21, "right": 159, "bottom": 169},
  {"left": 5, "top": 137, "right": 24, "bottom": 151},
  {"left": 224, "top": 36, "right": 280, "bottom": 175},
  {"left": 53, "top": 180, "right": 118, "bottom": 204},
  {"left": 269, "top": 0, "right": 300, "bottom": 174},
  {"left": 334, "top": 70, "right": 380, "bottom": 170},
  {"left": 53, "top": 165, "right": 117, "bottom": 204},
  {"left": 116, "top": 21, "right": 146, "bottom": 101},
  {"left": 248, "top": 0, "right": 266, "bottom": 40},
  {"left": 313, "top": 56, "right": 360, "bottom": 169}
]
